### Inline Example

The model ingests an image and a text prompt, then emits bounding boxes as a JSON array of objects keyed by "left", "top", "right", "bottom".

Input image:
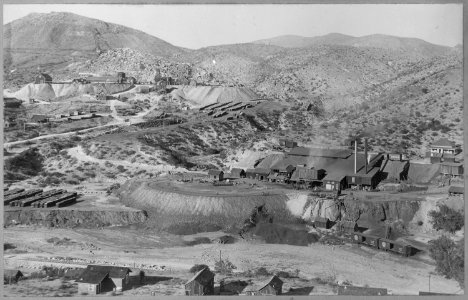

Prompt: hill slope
[{"left": 253, "top": 33, "right": 451, "bottom": 57}]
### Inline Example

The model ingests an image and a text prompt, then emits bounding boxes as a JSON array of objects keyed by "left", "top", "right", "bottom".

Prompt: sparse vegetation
[
  {"left": 428, "top": 236, "right": 464, "bottom": 288},
  {"left": 429, "top": 204, "right": 464, "bottom": 233}
]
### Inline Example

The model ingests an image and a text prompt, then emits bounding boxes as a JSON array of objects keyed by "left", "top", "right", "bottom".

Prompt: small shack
[
  {"left": 34, "top": 73, "right": 52, "bottom": 84},
  {"left": 241, "top": 275, "right": 283, "bottom": 296},
  {"left": 30, "top": 114, "right": 50, "bottom": 123},
  {"left": 208, "top": 170, "right": 224, "bottom": 181},
  {"left": 4, "top": 270, "right": 23, "bottom": 284},
  {"left": 225, "top": 168, "right": 246, "bottom": 180},
  {"left": 185, "top": 267, "right": 215, "bottom": 296},
  {"left": 338, "top": 285, "right": 388, "bottom": 296},
  {"left": 448, "top": 186, "right": 464, "bottom": 196},
  {"left": 76, "top": 265, "right": 132, "bottom": 294},
  {"left": 247, "top": 168, "right": 271, "bottom": 181},
  {"left": 314, "top": 216, "right": 331, "bottom": 229}
]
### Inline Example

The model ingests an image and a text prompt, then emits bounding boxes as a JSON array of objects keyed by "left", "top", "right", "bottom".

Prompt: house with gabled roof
[
  {"left": 76, "top": 265, "right": 132, "bottom": 294},
  {"left": 241, "top": 275, "right": 283, "bottom": 296},
  {"left": 185, "top": 267, "right": 215, "bottom": 295},
  {"left": 208, "top": 170, "right": 224, "bottom": 181}
]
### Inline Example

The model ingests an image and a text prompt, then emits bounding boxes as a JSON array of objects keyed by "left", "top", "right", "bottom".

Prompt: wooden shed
[
  {"left": 241, "top": 275, "right": 283, "bottom": 296},
  {"left": 225, "top": 168, "right": 246, "bottom": 179},
  {"left": 208, "top": 170, "right": 224, "bottom": 181},
  {"left": 185, "top": 268, "right": 215, "bottom": 296},
  {"left": 34, "top": 73, "right": 52, "bottom": 84},
  {"left": 245, "top": 168, "right": 270, "bottom": 181},
  {"left": 4, "top": 270, "right": 23, "bottom": 284},
  {"left": 314, "top": 216, "right": 331, "bottom": 229}
]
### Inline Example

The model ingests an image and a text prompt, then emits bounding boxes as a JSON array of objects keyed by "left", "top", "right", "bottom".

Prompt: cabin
[
  {"left": 314, "top": 216, "right": 331, "bottom": 229},
  {"left": 208, "top": 170, "right": 224, "bottom": 181},
  {"left": 4, "top": 270, "right": 23, "bottom": 284},
  {"left": 34, "top": 73, "right": 52, "bottom": 84},
  {"left": 448, "top": 186, "right": 463, "bottom": 196},
  {"left": 346, "top": 167, "right": 381, "bottom": 190},
  {"left": 440, "top": 162, "right": 463, "bottom": 177},
  {"left": 185, "top": 268, "right": 215, "bottom": 296},
  {"left": 322, "top": 172, "right": 347, "bottom": 192},
  {"left": 338, "top": 285, "right": 388, "bottom": 296},
  {"left": 76, "top": 265, "right": 132, "bottom": 294},
  {"left": 241, "top": 275, "right": 283, "bottom": 296}
]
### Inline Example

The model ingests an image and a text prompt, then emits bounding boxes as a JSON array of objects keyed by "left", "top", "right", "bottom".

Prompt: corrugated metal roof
[
  {"left": 290, "top": 167, "right": 318, "bottom": 181},
  {"left": 85, "top": 265, "right": 131, "bottom": 279},
  {"left": 448, "top": 186, "right": 464, "bottom": 194},
  {"left": 431, "top": 138, "right": 455, "bottom": 148},
  {"left": 289, "top": 147, "right": 353, "bottom": 158}
]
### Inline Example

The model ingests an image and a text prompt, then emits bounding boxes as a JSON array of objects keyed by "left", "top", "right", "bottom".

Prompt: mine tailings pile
[
  {"left": 12, "top": 82, "right": 133, "bottom": 101},
  {"left": 118, "top": 180, "right": 297, "bottom": 234},
  {"left": 4, "top": 209, "right": 147, "bottom": 228}
]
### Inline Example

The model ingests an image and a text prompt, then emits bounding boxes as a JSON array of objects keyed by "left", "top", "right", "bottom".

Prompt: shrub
[
  {"left": 255, "top": 267, "right": 271, "bottom": 276},
  {"left": 215, "top": 259, "right": 237, "bottom": 275},
  {"left": 429, "top": 204, "right": 464, "bottom": 233},
  {"left": 428, "top": 236, "right": 464, "bottom": 288},
  {"left": 190, "top": 264, "right": 210, "bottom": 273}
]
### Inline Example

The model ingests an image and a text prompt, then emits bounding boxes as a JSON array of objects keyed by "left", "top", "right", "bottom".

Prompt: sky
[{"left": 3, "top": 4, "right": 463, "bottom": 49}]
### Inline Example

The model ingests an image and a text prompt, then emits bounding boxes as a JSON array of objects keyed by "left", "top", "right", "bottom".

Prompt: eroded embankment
[
  {"left": 4, "top": 209, "right": 147, "bottom": 228},
  {"left": 119, "top": 180, "right": 295, "bottom": 231}
]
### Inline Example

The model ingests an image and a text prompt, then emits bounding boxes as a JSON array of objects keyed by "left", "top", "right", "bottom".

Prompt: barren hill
[
  {"left": 253, "top": 33, "right": 452, "bottom": 57},
  {"left": 3, "top": 12, "right": 186, "bottom": 85}
]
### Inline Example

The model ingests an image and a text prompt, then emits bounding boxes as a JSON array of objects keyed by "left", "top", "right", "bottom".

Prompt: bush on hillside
[
  {"left": 214, "top": 258, "right": 237, "bottom": 275},
  {"left": 428, "top": 236, "right": 464, "bottom": 288},
  {"left": 4, "top": 148, "right": 44, "bottom": 180},
  {"left": 429, "top": 204, "right": 464, "bottom": 233}
]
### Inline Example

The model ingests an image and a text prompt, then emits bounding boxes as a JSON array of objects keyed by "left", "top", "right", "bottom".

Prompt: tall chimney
[
  {"left": 354, "top": 139, "right": 358, "bottom": 174},
  {"left": 364, "top": 138, "right": 368, "bottom": 174}
]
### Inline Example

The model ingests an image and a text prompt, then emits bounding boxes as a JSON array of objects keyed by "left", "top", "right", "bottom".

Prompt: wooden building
[
  {"left": 229, "top": 168, "right": 246, "bottom": 179},
  {"left": 430, "top": 138, "right": 457, "bottom": 155},
  {"left": 322, "top": 172, "right": 347, "bottom": 192},
  {"left": 184, "top": 268, "right": 215, "bottom": 296},
  {"left": 30, "top": 114, "right": 50, "bottom": 123},
  {"left": 338, "top": 285, "right": 387, "bottom": 296},
  {"left": 4, "top": 270, "right": 23, "bottom": 284},
  {"left": 314, "top": 216, "right": 331, "bottom": 229},
  {"left": 241, "top": 275, "right": 283, "bottom": 296},
  {"left": 440, "top": 162, "right": 463, "bottom": 177},
  {"left": 347, "top": 167, "right": 381, "bottom": 189},
  {"left": 208, "top": 170, "right": 224, "bottom": 181},
  {"left": 76, "top": 265, "right": 132, "bottom": 294},
  {"left": 3, "top": 97, "right": 23, "bottom": 108},
  {"left": 34, "top": 73, "right": 52, "bottom": 84}
]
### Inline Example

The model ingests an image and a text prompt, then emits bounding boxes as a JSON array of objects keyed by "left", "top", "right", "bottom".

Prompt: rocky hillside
[
  {"left": 3, "top": 12, "right": 186, "bottom": 86},
  {"left": 253, "top": 33, "right": 454, "bottom": 57}
]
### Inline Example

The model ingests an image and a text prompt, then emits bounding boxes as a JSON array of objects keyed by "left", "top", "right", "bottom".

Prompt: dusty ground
[{"left": 3, "top": 225, "right": 463, "bottom": 296}]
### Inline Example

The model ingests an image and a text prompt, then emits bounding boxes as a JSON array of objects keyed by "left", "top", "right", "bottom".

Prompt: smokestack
[
  {"left": 364, "top": 138, "right": 368, "bottom": 174},
  {"left": 354, "top": 139, "right": 358, "bottom": 174}
]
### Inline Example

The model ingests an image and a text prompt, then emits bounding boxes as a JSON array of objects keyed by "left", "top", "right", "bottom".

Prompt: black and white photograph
[{"left": 1, "top": 2, "right": 465, "bottom": 297}]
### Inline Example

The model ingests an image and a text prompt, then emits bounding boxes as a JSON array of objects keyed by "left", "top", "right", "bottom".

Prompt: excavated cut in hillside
[{"left": 171, "top": 86, "right": 260, "bottom": 107}]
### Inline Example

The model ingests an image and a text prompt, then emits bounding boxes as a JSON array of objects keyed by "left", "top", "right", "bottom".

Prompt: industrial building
[{"left": 34, "top": 73, "right": 52, "bottom": 84}]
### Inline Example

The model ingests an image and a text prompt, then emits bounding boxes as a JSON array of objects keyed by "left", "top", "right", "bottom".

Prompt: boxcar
[
  {"left": 378, "top": 238, "right": 394, "bottom": 251},
  {"left": 352, "top": 232, "right": 366, "bottom": 243},
  {"left": 361, "top": 234, "right": 380, "bottom": 248},
  {"left": 390, "top": 242, "right": 412, "bottom": 257}
]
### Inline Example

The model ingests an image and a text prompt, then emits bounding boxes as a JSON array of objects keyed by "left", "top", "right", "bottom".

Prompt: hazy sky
[{"left": 3, "top": 4, "right": 463, "bottom": 49}]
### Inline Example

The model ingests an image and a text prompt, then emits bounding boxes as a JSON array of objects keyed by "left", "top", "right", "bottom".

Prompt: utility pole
[{"left": 429, "top": 274, "right": 431, "bottom": 292}]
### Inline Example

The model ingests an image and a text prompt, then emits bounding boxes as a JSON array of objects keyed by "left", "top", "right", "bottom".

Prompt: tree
[
  {"left": 428, "top": 236, "right": 464, "bottom": 288},
  {"left": 429, "top": 204, "right": 464, "bottom": 233}
]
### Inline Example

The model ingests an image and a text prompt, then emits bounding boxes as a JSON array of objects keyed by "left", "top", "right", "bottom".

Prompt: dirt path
[{"left": 3, "top": 227, "right": 462, "bottom": 295}]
